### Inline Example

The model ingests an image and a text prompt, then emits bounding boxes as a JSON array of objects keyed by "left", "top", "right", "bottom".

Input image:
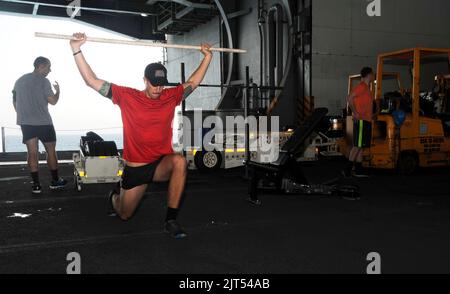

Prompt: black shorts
[
  {"left": 20, "top": 125, "right": 56, "bottom": 144},
  {"left": 121, "top": 157, "right": 164, "bottom": 190},
  {"left": 353, "top": 120, "right": 372, "bottom": 148}
]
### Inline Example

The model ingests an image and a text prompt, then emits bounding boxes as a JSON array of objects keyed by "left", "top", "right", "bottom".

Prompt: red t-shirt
[
  {"left": 352, "top": 82, "right": 373, "bottom": 121},
  {"left": 111, "top": 84, "right": 184, "bottom": 163}
]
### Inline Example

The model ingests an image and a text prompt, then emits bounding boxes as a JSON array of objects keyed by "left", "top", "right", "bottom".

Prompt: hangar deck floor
[{"left": 0, "top": 159, "right": 449, "bottom": 274}]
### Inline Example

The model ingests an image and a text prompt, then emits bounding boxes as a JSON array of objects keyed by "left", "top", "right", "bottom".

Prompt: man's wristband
[{"left": 73, "top": 50, "right": 82, "bottom": 56}]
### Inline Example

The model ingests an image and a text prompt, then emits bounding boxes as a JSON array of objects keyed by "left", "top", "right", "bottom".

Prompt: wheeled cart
[{"left": 72, "top": 132, "right": 124, "bottom": 192}]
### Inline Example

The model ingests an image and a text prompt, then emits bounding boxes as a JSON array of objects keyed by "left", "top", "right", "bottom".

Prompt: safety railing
[{"left": 0, "top": 126, "right": 123, "bottom": 153}]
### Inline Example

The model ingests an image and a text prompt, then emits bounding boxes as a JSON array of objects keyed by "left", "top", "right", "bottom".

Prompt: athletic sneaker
[
  {"left": 32, "top": 183, "right": 42, "bottom": 194},
  {"left": 164, "top": 220, "right": 188, "bottom": 239},
  {"left": 49, "top": 178, "right": 68, "bottom": 190}
]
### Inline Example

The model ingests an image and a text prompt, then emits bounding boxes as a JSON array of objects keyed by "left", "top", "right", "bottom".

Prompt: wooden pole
[{"left": 35, "top": 32, "right": 247, "bottom": 54}]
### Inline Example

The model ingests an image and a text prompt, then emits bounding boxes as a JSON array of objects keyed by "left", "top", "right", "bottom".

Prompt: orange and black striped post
[
  {"left": 304, "top": 96, "right": 315, "bottom": 119},
  {"left": 298, "top": 96, "right": 315, "bottom": 124}
]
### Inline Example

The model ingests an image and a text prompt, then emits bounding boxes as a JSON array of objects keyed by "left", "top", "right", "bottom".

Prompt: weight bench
[{"left": 246, "top": 108, "right": 359, "bottom": 204}]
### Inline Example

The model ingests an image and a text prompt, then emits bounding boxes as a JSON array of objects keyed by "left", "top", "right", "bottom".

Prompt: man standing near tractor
[{"left": 343, "top": 67, "right": 375, "bottom": 178}]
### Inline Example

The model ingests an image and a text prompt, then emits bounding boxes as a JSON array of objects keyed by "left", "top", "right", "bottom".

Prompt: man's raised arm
[
  {"left": 182, "top": 43, "right": 213, "bottom": 100},
  {"left": 47, "top": 81, "right": 60, "bottom": 105},
  {"left": 70, "top": 32, "right": 111, "bottom": 97}
]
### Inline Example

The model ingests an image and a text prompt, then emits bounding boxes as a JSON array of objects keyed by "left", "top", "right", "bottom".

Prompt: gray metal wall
[
  {"left": 166, "top": 17, "right": 222, "bottom": 111},
  {"left": 166, "top": 0, "right": 450, "bottom": 120},
  {"left": 313, "top": 0, "right": 450, "bottom": 115},
  {"left": 236, "top": 0, "right": 296, "bottom": 127},
  {"left": 166, "top": 0, "right": 296, "bottom": 126}
]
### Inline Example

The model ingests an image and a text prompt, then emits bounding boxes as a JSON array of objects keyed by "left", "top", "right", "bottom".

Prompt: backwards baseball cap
[{"left": 145, "top": 63, "right": 169, "bottom": 87}]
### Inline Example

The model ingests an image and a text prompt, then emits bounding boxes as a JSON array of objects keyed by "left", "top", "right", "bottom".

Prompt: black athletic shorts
[
  {"left": 121, "top": 157, "right": 164, "bottom": 190},
  {"left": 20, "top": 125, "right": 56, "bottom": 144},
  {"left": 353, "top": 120, "right": 372, "bottom": 148}
]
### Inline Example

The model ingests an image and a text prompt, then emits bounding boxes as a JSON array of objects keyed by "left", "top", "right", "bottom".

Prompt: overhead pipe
[
  {"left": 267, "top": 4, "right": 284, "bottom": 100},
  {"left": 213, "top": 0, "right": 234, "bottom": 107},
  {"left": 258, "top": 0, "right": 268, "bottom": 108},
  {"left": 267, "top": 0, "right": 294, "bottom": 116}
]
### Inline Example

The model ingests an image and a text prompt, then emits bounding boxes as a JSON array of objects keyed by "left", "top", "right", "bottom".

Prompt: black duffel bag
[{"left": 80, "top": 132, "right": 118, "bottom": 157}]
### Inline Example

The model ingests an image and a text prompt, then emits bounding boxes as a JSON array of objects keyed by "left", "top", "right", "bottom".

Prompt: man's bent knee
[{"left": 172, "top": 155, "right": 187, "bottom": 171}]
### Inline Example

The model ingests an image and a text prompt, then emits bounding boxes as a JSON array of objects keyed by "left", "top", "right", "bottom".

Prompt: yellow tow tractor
[{"left": 344, "top": 48, "right": 450, "bottom": 174}]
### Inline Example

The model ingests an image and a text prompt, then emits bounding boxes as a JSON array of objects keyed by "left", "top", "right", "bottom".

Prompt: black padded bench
[{"left": 246, "top": 108, "right": 332, "bottom": 202}]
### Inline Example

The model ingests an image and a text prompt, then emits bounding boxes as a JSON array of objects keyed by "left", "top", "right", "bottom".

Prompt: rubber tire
[
  {"left": 398, "top": 153, "right": 418, "bottom": 175},
  {"left": 194, "top": 150, "right": 222, "bottom": 172}
]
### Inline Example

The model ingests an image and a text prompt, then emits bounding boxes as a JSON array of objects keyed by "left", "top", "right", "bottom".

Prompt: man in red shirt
[
  {"left": 344, "top": 67, "right": 375, "bottom": 178},
  {"left": 70, "top": 32, "right": 212, "bottom": 239}
]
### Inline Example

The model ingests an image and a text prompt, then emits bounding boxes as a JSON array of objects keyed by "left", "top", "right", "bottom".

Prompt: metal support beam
[
  {"left": 1, "top": 0, "right": 158, "bottom": 16},
  {"left": 70, "top": 5, "right": 81, "bottom": 19},
  {"left": 227, "top": 8, "right": 252, "bottom": 20},
  {"left": 244, "top": 66, "right": 250, "bottom": 178},
  {"left": 176, "top": 5, "right": 194, "bottom": 18},
  {"left": 157, "top": 5, "right": 194, "bottom": 31},
  {"left": 146, "top": 0, "right": 214, "bottom": 10},
  {"left": 32, "top": 2, "right": 38, "bottom": 15}
]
